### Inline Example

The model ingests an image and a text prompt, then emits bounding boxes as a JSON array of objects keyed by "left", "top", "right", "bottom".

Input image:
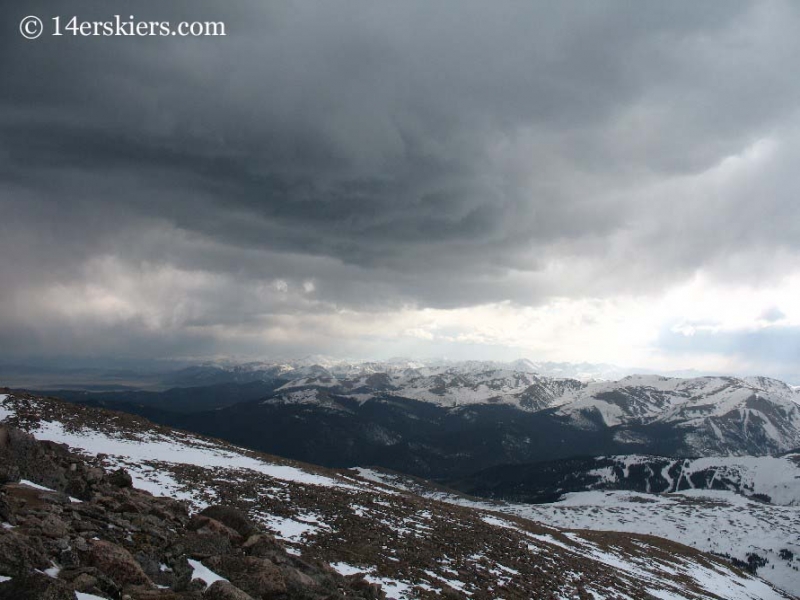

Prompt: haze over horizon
[{"left": 3, "top": 1, "right": 800, "bottom": 381}]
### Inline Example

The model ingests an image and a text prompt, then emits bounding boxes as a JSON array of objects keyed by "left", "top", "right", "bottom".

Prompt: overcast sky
[{"left": 3, "top": 1, "right": 800, "bottom": 377}]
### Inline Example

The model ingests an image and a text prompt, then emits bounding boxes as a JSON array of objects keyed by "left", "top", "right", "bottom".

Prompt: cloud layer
[{"left": 3, "top": 1, "right": 800, "bottom": 374}]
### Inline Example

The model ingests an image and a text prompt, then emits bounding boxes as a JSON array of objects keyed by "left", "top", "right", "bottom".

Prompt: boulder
[
  {"left": 189, "top": 515, "right": 243, "bottom": 543},
  {"left": 204, "top": 555, "right": 286, "bottom": 599},
  {"left": 88, "top": 539, "right": 153, "bottom": 587},
  {"left": 0, "top": 571, "right": 75, "bottom": 600},
  {"left": 109, "top": 468, "right": 134, "bottom": 488},
  {"left": 204, "top": 580, "right": 256, "bottom": 600},
  {"left": 0, "top": 530, "right": 49, "bottom": 575},
  {"left": 241, "top": 534, "right": 282, "bottom": 558},
  {"left": 39, "top": 513, "right": 69, "bottom": 538},
  {"left": 174, "top": 532, "right": 233, "bottom": 559},
  {"left": 198, "top": 506, "right": 259, "bottom": 539}
]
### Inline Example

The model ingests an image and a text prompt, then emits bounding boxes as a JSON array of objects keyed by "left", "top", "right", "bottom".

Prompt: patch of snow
[
  {"left": 0, "top": 395, "right": 11, "bottom": 422},
  {"left": 261, "top": 514, "right": 322, "bottom": 543},
  {"left": 26, "top": 417, "right": 363, "bottom": 504},
  {"left": 331, "top": 562, "right": 418, "bottom": 599},
  {"left": 187, "top": 558, "right": 227, "bottom": 587},
  {"left": 43, "top": 564, "right": 61, "bottom": 578},
  {"left": 19, "top": 480, "right": 56, "bottom": 493},
  {"left": 331, "top": 562, "right": 366, "bottom": 576}
]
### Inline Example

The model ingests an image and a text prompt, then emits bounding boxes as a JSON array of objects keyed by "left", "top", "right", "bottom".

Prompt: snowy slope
[
  {"left": 555, "top": 375, "right": 800, "bottom": 454},
  {"left": 1, "top": 391, "right": 794, "bottom": 600},
  {"left": 492, "top": 490, "right": 800, "bottom": 598},
  {"left": 587, "top": 454, "right": 800, "bottom": 506},
  {"left": 363, "top": 468, "right": 800, "bottom": 597}
]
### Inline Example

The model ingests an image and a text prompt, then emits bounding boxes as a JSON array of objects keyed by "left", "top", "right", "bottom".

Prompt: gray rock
[
  {"left": 87, "top": 539, "right": 153, "bottom": 587},
  {"left": 204, "top": 580, "right": 255, "bottom": 600},
  {"left": 198, "top": 506, "right": 258, "bottom": 539},
  {"left": 0, "top": 572, "right": 75, "bottom": 600}
]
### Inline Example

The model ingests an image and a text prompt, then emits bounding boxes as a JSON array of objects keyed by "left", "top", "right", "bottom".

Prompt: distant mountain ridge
[
  {"left": 263, "top": 368, "right": 800, "bottom": 455},
  {"left": 28, "top": 365, "right": 800, "bottom": 480},
  {"left": 164, "top": 357, "right": 705, "bottom": 386}
]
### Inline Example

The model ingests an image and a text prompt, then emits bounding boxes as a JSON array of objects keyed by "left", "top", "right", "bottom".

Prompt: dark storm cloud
[{"left": 2, "top": 0, "right": 800, "bottom": 359}]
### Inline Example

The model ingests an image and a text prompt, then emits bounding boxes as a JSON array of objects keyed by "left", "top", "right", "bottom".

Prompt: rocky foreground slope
[
  {"left": 0, "top": 426, "right": 388, "bottom": 599},
  {"left": 0, "top": 390, "right": 794, "bottom": 599}
]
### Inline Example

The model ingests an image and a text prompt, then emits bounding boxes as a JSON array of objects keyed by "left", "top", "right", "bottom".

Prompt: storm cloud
[{"left": 2, "top": 1, "right": 800, "bottom": 367}]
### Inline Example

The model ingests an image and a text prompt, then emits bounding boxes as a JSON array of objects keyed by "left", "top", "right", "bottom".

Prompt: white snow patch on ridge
[
  {"left": 0, "top": 398, "right": 364, "bottom": 506},
  {"left": 0, "top": 395, "right": 12, "bottom": 422},
  {"left": 18, "top": 479, "right": 56, "bottom": 492},
  {"left": 187, "top": 559, "right": 227, "bottom": 587},
  {"left": 29, "top": 418, "right": 360, "bottom": 492}
]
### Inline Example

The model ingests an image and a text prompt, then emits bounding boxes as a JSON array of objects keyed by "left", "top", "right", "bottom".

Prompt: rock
[
  {"left": 54, "top": 537, "right": 70, "bottom": 551},
  {"left": 0, "top": 494, "right": 12, "bottom": 524},
  {"left": 189, "top": 515, "right": 243, "bottom": 543},
  {"left": 135, "top": 551, "right": 169, "bottom": 583},
  {"left": 60, "top": 565, "right": 121, "bottom": 597},
  {"left": 283, "top": 566, "right": 318, "bottom": 589},
  {"left": 88, "top": 539, "right": 153, "bottom": 587},
  {"left": 170, "top": 555, "right": 195, "bottom": 592},
  {"left": 59, "top": 548, "right": 80, "bottom": 568},
  {"left": 241, "top": 534, "right": 282, "bottom": 558},
  {"left": 109, "top": 468, "right": 134, "bottom": 488},
  {"left": 86, "top": 467, "right": 106, "bottom": 483},
  {"left": 204, "top": 580, "right": 256, "bottom": 600},
  {"left": 40, "top": 514, "right": 69, "bottom": 538},
  {"left": 174, "top": 532, "right": 233, "bottom": 559},
  {"left": 0, "top": 427, "right": 68, "bottom": 490},
  {"left": 71, "top": 572, "right": 99, "bottom": 591},
  {"left": 204, "top": 555, "right": 286, "bottom": 599},
  {"left": 124, "top": 590, "right": 194, "bottom": 599},
  {"left": 116, "top": 499, "right": 146, "bottom": 514},
  {"left": 0, "top": 529, "right": 49, "bottom": 575},
  {"left": 73, "top": 519, "right": 98, "bottom": 534},
  {"left": 72, "top": 536, "right": 89, "bottom": 552},
  {"left": 346, "top": 574, "right": 386, "bottom": 599},
  {"left": 198, "top": 506, "right": 258, "bottom": 539},
  {"left": 0, "top": 571, "right": 75, "bottom": 600},
  {"left": 148, "top": 497, "right": 190, "bottom": 522}
]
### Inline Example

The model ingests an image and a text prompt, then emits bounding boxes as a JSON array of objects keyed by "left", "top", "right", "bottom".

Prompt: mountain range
[{"left": 39, "top": 363, "right": 800, "bottom": 480}]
